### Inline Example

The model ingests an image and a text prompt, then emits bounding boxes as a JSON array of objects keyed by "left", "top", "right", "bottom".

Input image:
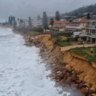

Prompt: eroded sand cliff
[{"left": 25, "top": 34, "right": 96, "bottom": 96}]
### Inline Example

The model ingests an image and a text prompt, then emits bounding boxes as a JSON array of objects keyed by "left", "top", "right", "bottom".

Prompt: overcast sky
[{"left": 0, "top": 0, "right": 96, "bottom": 19}]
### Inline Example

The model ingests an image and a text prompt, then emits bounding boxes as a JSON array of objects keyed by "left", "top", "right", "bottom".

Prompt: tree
[
  {"left": 50, "top": 18, "right": 54, "bottom": 27},
  {"left": 42, "top": 12, "right": 48, "bottom": 29},
  {"left": 19, "top": 19, "right": 25, "bottom": 28},
  {"left": 28, "top": 17, "right": 32, "bottom": 29},
  {"left": 37, "top": 15, "right": 41, "bottom": 20},
  {"left": 86, "top": 13, "right": 91, "bottom": 20},
  {"left": 55, "top": 11, "right": 61, "bottom": 21}
]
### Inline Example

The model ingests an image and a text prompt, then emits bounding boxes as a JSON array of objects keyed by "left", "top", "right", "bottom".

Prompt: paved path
[{"left": 61, "top": 44, "right": 96, "bottom": 52}]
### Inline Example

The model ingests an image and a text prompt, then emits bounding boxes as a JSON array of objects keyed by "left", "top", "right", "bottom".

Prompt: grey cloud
[{"left": 0, "top": 0, "right": 96, "bottom": 19}]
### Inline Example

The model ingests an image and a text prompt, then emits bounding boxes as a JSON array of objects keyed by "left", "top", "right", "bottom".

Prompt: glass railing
[{"left": 86, "top": 25, "right": 96, "bottom": 29}]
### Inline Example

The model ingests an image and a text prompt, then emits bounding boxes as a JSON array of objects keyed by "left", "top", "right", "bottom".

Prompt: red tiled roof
[{"left": 54, "top": 20, "right": 65, "bottom": 24}]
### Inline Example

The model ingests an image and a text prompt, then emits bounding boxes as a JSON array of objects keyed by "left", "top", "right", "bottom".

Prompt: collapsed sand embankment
[
  {"left": 64, "top": 51, "right": 96, "bottom": 89},
  {"left": 24, "top": 34, "right": 96, "bottom": 96}
]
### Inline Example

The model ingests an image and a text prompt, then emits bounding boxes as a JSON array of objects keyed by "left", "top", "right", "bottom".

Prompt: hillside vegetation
[{"left": 62, "top": 4, "right": 96, "bottom": 17}]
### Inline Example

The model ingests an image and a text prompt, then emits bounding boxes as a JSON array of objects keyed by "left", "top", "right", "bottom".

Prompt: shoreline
[{"left": 13, "top": 30, "right": 96, "bottom": 96}]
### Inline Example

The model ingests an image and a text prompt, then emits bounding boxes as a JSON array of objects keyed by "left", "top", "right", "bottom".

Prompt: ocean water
[{"left": 0, "top": 27, "right": 83, "bottom": 96}]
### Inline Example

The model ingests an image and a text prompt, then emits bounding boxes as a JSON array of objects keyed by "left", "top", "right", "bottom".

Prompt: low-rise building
[
  {"left": 8, "top": 16, "right": 16, "bottom": 26},
  {"left": 79, "top": 20, "right": 96, "bottom": 43},
  {"left": 52, "top": 20, "right": 66, "bottom": 32},
  {"left": 86, "top": 20, "right": 96, "bottom": 43},
  {"left": 65, "top": 18, "right": 88, "bottom": 33}
]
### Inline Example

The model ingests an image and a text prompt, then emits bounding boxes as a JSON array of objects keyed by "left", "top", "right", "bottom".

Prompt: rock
[
  {"left": 77, "top": 81, "right": 86, "bottom": 89},
  {"left": 66, "top": 77, "right": 72, "bottom": 85},
  {"left": 80, "top": 87, "right": 88, "bottom": 95},
  {"left": 71, "top": 74, "right": 78, "bottom": 83},
  {"left": 56, "top": 71, "right": 62, "bottom": 76},
  {"left": 62, "top": 69, "right": 68, "bottom": 76},
  {"left": 92, "top": 94, "right": 96, "bottom": 96},
  {"left": 57, "top": 71, "right": 64, "bottom": 80}
]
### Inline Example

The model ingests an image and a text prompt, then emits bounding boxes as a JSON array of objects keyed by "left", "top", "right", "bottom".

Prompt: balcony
[{"left": 86, "top": 25, "right": 96, "bottom": 30}]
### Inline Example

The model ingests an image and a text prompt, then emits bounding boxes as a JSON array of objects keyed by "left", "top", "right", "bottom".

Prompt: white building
[{"left": 80, "top": 20, "right": 96, "bottom": 43}]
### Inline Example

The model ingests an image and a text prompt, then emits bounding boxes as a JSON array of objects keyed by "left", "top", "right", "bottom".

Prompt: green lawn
[
  {"left": 26, "top": 31, "right": 40, "bottom": 36},
  {"left": 57, "top": 40, "right": 71, "bottom": 47},
  {"left": 71, "top": 47, "right": 96, "bottom": 62},
  {"left": 53, "top": 36, "right": 71, "bottom": 47}
]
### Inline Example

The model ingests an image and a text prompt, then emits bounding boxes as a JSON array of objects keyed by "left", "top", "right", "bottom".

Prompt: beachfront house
[
  {"left": 79, "top": 20, "right": 96, "bottom": 43},
  {"left": 86, "top": 20, "right": 96, "bottom": 43},
  {"left": 52, "top": 20, "right": 66, "bottom": 32}
]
